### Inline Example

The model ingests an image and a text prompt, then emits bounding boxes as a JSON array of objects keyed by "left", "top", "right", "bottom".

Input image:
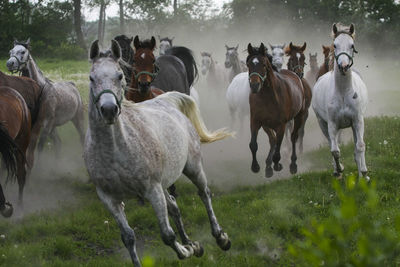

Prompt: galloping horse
[
  {"left": 85, "top": 40, "right": 231, "bottom": 266},
  {"left": 305, "top": 53, "right": 319, "bottom": 87},
  {"left": 316, "top": 45, "right": 334, "bottom": 81},
  {"left": 200, "top": 52, "right": 227, "bottom": 91},
  {"left": 7, "top": 39, "right": 85, "bottom": 157},
  {"left": 158, "top": 36, "right": 174, "bottom": 56},
  {"left": 132, "top": 36, "right": 197, "bottom": 97},
  {"left": 114, "top": 35, "right": 134, "bottom": 86},
  {"left": 284, "top": 42, "right": 312, "bottom": 153},
  {"left": 247, "top": 43, "right": 308, "bottom": 177},
  {"left": 0, "top": 70, "right": 41, "bottom": 167},
  {"left": 269, "top": 43, "right": 286, "bottom": 72},
  {"left": 225, "top": 44, "right": 246, "bottom": 83},
  {"left": 0, "top": 86, "right": 31, "bottom": 218},
  {"left": 312, "top": 23, "right": 368, "bottom": 180}
]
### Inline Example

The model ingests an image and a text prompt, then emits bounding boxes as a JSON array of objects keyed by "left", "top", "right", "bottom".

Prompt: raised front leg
[
  {"left": 96, "top": 187, "right": 141, "bottom": 266},
  {"left": 328, "top": 121, "right": 344, "bottom": 177},
  {"left": 290, "top": 114, "right": 306, "bottom": 174},
  {"left": 249, "top": 123, "right": 261, "bottom": 173},
  {"left": 352, "top": 117, "right": 368, "bottom": 180},
  {"left": 147, "top": 184, "right": 194, "bottom": 260}
]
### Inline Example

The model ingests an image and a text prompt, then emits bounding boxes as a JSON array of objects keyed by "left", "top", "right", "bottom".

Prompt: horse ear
[
  {"left": 332, "top": 23, "right": 338, "bottom": 35},
  {"left": 309, "top": 53, "right": 312, "bottom": 57},
  {"left": 129, "top": 37, "right": 133, "bottom": 43},
  {"left": 225, "top": 44, "right": 229, "bottom": 50},
  {"left": 13, "top": 38, "right": 18, "bottom": 46},
  {"left": 170, "top": 36, "right": 174, "bottom": 44},
  {"left": 157, "top": 35, "right": 161, "bottom": 41},
  {"left": 247, "top": 43, "right": 253, "bottom": 55},
  {"left": 281, "top": 43, "right": 286, "bottom": 49},
  {"left": 301, "top": 42, "right": 306, "bottom": 51},
  {"left": 349, "top": 23, "right": 355, "bottom": 35},
  {"left": 111, "top": 39, "right": 121, "bottom": 60},
  {"left": 260, "top": 43, "right": 266, "bottom": 55},
  {"left": 269, "top": 43, "right": 273, "bottom": 50},
  {"left": 235, "top": 44, "right": 239, "bottom": 50},
  {"left": 134, "top": 35, "right": 140, "bottom": 50},
  {"left": 26, "top": 38, "right": 31, "bottom": 45},
  {"left": 89, "top": 40, "right": 100, "bottom": 61},
  {"left": 289, "top": 42, "right": 294, "bottom": 50},
  {"left": 150, "top": 36, "right": 156, "bottom": 50}
]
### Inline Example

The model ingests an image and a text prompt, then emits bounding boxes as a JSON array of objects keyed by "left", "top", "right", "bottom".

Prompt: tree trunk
[
  {"left": 98, "top": 2, "right": 105, "bottom": 47},
  {"left": 173, "top": 0, "right": 177, "bottom": 17},
  {"left": 73, "top": 0, "right": 86, "bottom": 51},
  {"left": 119, "top": 0, "right": 125, "bottom": 34}
]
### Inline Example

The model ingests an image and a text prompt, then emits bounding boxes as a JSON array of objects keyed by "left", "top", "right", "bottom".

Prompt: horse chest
[{"left": 329, "top": 97, "right": 355, "bottom": 128}]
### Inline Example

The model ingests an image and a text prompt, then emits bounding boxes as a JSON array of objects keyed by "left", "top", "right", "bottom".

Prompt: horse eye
[
  {"left": 21, "top": 51, "right": 25, "bottom": 55},
  {"left": 118, "top": 73, "right": 123, "bottom": 80},
  {"left": 333, "top": 44, "right": 336, "bottom": 49},
  {"left": 89, "top": 75, "right": 94, "bottom": 82}
]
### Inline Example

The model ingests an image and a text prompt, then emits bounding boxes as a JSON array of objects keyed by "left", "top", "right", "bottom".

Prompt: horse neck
[
  {"left": 209, "top": 57, "right": 216, "bottom": 72},
  {"left": 231, "top": 56, "right": 241, "bottom": 74},
  {"left": 260, "top": 69, "right": 280, "bottom": 104},
  {"left": 333, "top": 63, "right": 353, "bottom": 93},
  {"left": 26, "top": 54, "right": 47, "bottom": 87},
  {"left": 310, "top": 62, "right": 318, "bottom": 71}
]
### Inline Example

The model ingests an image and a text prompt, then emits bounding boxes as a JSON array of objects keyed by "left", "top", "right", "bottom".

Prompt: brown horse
[
  {"left": 247, "top": 43, "right": 308, "bottom": 178},
  {"left": 0, "top": 71, "right": 42, "bottom": 167},
  {"left": 125, "top": 36, "right": 165, "bottom": 102},
  {"left": 0, "top": 86, "right": 31, "bottom": 217},
  {"left": 316, "top": 45, "right": 334, "bottom": 81},
  {"left": 284, "top": 42, "right": 312, "bottom": 153}
]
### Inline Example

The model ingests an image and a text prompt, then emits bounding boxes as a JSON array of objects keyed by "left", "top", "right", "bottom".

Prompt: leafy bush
[{"left": 289, "top": 175, "right": 400, "bottom": 266}]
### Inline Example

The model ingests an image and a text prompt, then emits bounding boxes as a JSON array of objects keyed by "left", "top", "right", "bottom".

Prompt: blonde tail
[{"left": 160, "top": 92, "right": 234, "bottom": 143}]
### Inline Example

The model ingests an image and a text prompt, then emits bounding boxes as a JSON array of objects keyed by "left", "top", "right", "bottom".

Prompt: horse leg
[
  {"left": 183, "top": 164, "right": 231, "bottom": 251},
  {"left": 16, "top": 153, "right": 27, "bottom": 208},
  {"left": 72, "top": 106, "right": 85, "bottom": 146},
  {"left": 0, "top": 183, "right": 13, "bottom": 218},
  {"left": 164, "top": 190, "right": 204, "bottom": 257},
  {"left": 96, "top": 187, "right": 142, "bottom": 266},
  {"left": 146, "top": 184, "right": 194, "bottom": 259},
  {"left": 249, "top": 123, "right": 261, "bottom": 173},
  {"left": 262, "top": 127, "right": 276, "bottom": 178},
  {"left": 352, "top": 117, "right": 369, "bottom": 180},
  {"left": 50, "top": 128, "right": 62, "bottom": 158},
  {"left": 328, "top": 121, "right": 344, "bottom": 178},
  {"left": 229, "top": 107, "right": 236, "bottom": 131},
  {"left": 290, "top": 114, "right": 305, "bottom": 174},
  {"left": 284, "top": 121, "right": 293, "bottom": 155},
  {"left": 272, "top": 125, "right": 285, "bottom": 172},
  {"left": 37, "top": 119, "right": 54, "bottom": 154},
  {"left": 298, "top": 110, "right": 309, "bottom": 154}
]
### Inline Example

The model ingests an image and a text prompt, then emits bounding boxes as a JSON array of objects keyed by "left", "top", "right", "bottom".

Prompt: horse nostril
[
  {"left": 6, "top": 61, "right": 13, "bottom": 67},
  {"left": 113, "top": 105, "right": 118, "bottom": 114}
]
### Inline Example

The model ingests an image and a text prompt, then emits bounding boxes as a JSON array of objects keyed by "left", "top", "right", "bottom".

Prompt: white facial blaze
[
  {"left": 296, "top": 53, "right": 300, "bottom": 60},
  {"left": 141, "top": 53, "right": 145, "bottom": 59},
  {"left": 252, "top": 58, "right": 259, "bottom": 65}
]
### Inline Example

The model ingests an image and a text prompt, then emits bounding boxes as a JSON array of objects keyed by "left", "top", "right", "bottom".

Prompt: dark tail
[
  {"left": 165, "top": 46, "right": 198, "bottom": 88},
  {"left": 0, "top": 122, "right": 22, "bottom": 183}
]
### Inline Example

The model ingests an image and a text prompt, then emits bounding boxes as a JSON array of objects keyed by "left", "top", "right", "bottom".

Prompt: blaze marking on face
[
  {"left": 296, "top": 53, "right": 300, "bottom": 60},
  {"left": 252, "top": 58, "right": 259, "bottom": 65},
  {"left": 141, "top": 53, "right": 145, "bottom": 59}
]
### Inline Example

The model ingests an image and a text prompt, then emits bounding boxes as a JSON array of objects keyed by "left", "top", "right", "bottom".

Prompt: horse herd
[{"left": 0, "top": 22, "right": 368, "bottom": 266}]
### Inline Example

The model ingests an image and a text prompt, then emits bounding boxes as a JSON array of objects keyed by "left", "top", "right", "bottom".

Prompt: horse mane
[
  {"left": 246, "top": 46, "right": 277, "bottom": 72},
  {"left": 14, "top": 41, "right": 30, "bottom": 50},
  {"left": 331, "top": 23, "right": 355, "bottom": 39}
]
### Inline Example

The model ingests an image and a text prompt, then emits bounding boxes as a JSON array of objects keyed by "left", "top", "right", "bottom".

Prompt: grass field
[{"left": 0, "top": 59, "right": 399, "bottom": 266}]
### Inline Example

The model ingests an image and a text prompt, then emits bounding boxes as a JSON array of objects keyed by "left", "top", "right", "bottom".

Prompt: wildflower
[{"left": 383, "top": 140, "right": 388, "bottom": 145}]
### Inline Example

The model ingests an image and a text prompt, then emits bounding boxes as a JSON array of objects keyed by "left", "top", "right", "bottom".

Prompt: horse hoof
[
  {"left": 361, "top": 172, "right": 370, "bottom": 182},
  {"left": 251, "top": 162, "right": 260, "bottom": 173},
  {"left": 0, "top": 202, "right": 13, "bottom": 218},
  {"left": 217, "top": 231, "right": 231, "bottom": 251},
  {"left": 333, "top": 172, "right": 343, "bottom": 180},
  {"left": 273, "top": 163, "right": 283, "bottom": 172},
  {"left": 265, "top": 167, "right": 273, "bottom": 178},
  {"left": 178, "top": 244, "right": 194, "bottom": 259},
  {"left": 192, "top": 241, "right": 204, "bottom": 257},
  {"left": 290, "top": 163, "right": 297, "bottom": 174}
]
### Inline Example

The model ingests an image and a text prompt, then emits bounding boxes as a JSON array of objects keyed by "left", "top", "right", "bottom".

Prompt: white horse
[
  {"left": 312, "top": 23, "right": 368, "bottom": 180},
  {"left": 269, "top": 43, "right": 285, "bottom": 72},
  {"left": 85, "top": 40, "right": 231, "bottom": 266},
  {"left": 200, "top": 52, "right": 227, "bottom": 92},
  {"left": 6, "top": 39, "right": 85, "bottom": 157}
]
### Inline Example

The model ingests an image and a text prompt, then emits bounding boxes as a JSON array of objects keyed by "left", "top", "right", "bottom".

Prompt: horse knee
[
  {"left": 356, "top": 141, "right": 365, "bottom": 153},
  {"left": 249, "top": 141, "right": 258, "bottom": 153}
]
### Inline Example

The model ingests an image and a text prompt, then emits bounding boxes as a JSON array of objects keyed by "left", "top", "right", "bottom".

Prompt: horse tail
[
  {"left": 0, "top": 122, "right": 23, "bottom": 183},
  {"left": 160, "top": 92, "right": 234, "bottom": 143},
  {"left": 165, "top": 46, "right": 198, "bottom": 88}
]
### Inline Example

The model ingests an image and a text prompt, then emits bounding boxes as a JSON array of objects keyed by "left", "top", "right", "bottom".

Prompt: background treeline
[{"left": 0, "top": 0, "right": 399, "bottom": 59}]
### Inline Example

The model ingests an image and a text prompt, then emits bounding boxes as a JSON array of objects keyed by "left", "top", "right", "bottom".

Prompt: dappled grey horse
[
  {"left": 269, "top": 43, "right": 286, "bottom": 72},
  {"left": 7, "top": 39, "right": 85, "bottom": 156},
  {"left": 225, "top": 44, "right": 245, "bottom": 83},
  {"left": 85, "top": 40, "right": 231, "bottom": 266},
  {"left": 158, "top": 36, "right": 174, "bottom": 56}
]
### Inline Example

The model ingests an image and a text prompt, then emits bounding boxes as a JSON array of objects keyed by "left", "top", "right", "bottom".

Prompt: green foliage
[{"left": 289, "top": 175, "right": 400, "bottom": 266}]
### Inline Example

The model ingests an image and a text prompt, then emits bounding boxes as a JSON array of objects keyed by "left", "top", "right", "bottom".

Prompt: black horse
[{"left": 114, "top": 35, "right": 135, "bottom": 86}]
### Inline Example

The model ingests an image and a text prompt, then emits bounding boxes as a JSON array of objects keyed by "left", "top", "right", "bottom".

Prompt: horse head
[
  {"left": 225, "top": 44, "right": 239, "bottom": 68},
  {"left": 132, "top": 36, "right": 158, "bottom": 95},
  {"left": 114, "top": 35, "right": 134, "bottom": 64},
  {"left": 246, "top": 43, "right": 271, "bottom": 94},
  {"left": 269, "top": 43, "right": 285, "bottom": 71},
  {"left": 159, "top": 36, "right": 173, "bottom": 56},
  {"left": 332, "top": 23, "right": 358, "bottom": 75},
  {"left": 200, "top": 52, "right": 212, "bottom": 75},
  {"left": 7, "top": 38, "right": 31, "bottom": 73},
  {"left": 285, "top": 42, "right": 307, "bottom": 78},
  {"left": 309, "top": 52, "right": 318, "bottom": 69},
  {"left": 89, "top": 39, "right": 125, "bottom": 125}
]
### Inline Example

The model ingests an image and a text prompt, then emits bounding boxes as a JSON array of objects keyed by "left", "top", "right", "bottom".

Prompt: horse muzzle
[
  {"left": 225, "top": 62, "right": 231, "bottom": 68},
  {"left": 6, "top": 59, "right": 19, "bottom": 72},
  {"left": 201, "top": 68, "right": 207, "bottom": 75},
  {"left": 138, "top": 82, "right": 151, "bottom": 94},
  {"left": 250, "top": 82, "right": 261, "bottom": 94},
  {"left": 100, "top": 102, "right": 119, "bottom": 124}
]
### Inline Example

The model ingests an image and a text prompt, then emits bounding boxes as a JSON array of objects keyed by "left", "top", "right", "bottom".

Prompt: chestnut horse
[
  {"left": 316, "top": 45, "right": 334, "bottom": 81},
  {"left": 284, "top": 42, "right": 312, "bottom": 154},
  {"left": 247, "top": 43, "right": 308, "bottom": 178},
  {"left": 0, "top": 86, "right": 31, "bottom": 218},
  {"left": 0, "top": 70, "right": 41, "bottom": 168}
]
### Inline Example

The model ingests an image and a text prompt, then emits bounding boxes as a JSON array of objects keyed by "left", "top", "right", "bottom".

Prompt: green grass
[{"left": 0, "top": 58, "right": 399, "bottom": 266}]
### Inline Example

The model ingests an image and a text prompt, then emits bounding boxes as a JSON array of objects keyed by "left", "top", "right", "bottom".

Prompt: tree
[
  {"left": 73, "top": 0, "right": 86, "bottom": 51},
  {"left": 119, "top": 0, "right": 125, "bottom": 34}
]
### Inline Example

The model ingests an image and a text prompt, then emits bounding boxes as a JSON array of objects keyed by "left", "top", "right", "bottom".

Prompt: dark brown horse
[
  {"left": 0, "top": 86, "right": 31, "bottom": 217},
  {"left": 247, "top": 43, "right": 308, "bottom": 178},
  {"left": 284, "top": 42, "right": 312, "bottom": 153},
  {"left": 0, "top": 71, "right": 42, "bottom": 167},
  {"left": 316, "top": 45, "right": 334, "bottom": 81},
  {"left": 125, "top": 36, "right": 165, "bottom": 102}
]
